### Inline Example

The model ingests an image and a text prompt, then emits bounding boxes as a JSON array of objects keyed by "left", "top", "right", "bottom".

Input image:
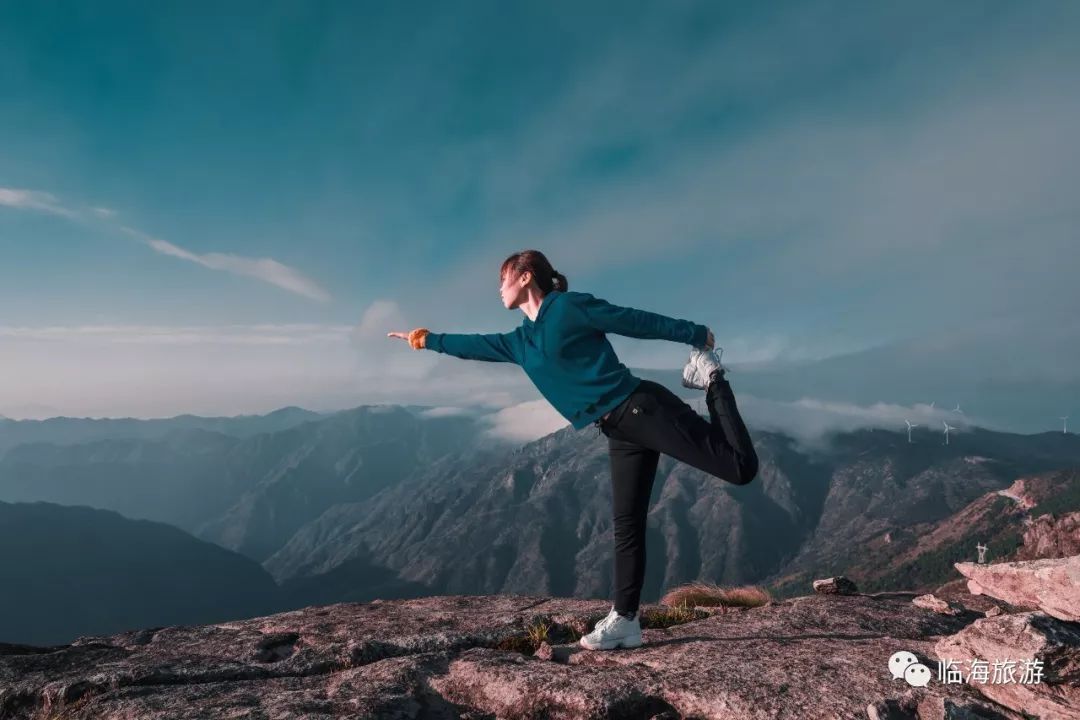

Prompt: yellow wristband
[{"left": 408, "top": 328, "right": 429, "bottom": 350}]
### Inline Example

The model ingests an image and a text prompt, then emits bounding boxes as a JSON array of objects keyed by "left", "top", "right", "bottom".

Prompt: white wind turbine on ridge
[
  {"left": 1061, "top": 415, "right": 1070, "bottom": 434},
  {"left": 943, "top": 420, "right": 956, "bottom": 445},
  {"left": 904, "top": 419, "right": 919, "bottom": 443}
]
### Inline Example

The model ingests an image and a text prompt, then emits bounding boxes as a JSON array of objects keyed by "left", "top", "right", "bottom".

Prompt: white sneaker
[
  {"left": 681, "top": 346, "right": 725, "bottom": 390},
  {"left": 578, "top": 606, "right": 643, "bottom": 651}
]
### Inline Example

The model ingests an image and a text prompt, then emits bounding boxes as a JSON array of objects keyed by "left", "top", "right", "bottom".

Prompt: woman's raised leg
[{"left": 606, "top": 377, "right": 758, "bottom": 486}]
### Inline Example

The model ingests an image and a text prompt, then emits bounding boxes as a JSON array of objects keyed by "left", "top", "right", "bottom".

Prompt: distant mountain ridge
[
  {"left": 0, "top": 501, "right": 284, "bottom": 646},
  {"left": 193, "top": 405, "right": 494, "bottom": 561},
  {"left": 264, "top": 420, "right": 1080, "bottom": 608},
  {"left": 0, "top": 405, "right": 325, "bottom": 457},
  {"left": 2, "top": 402, "right": 1079, "bottom": 646},
  {"left": 771, "top": 467, "right": 1080, "bottom": 596},
  {"left": 0, "top": 405, "right": 503, "bottom": 560}
]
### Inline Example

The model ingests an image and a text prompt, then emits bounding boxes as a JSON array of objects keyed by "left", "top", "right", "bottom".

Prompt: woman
[{"left": 388, "top": 249, "right": 758, "bottom": 652}]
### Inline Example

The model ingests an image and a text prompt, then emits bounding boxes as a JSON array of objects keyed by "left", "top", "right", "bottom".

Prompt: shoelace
[{"left": 595, "top": 610, "right": 618, "bottom": 633}]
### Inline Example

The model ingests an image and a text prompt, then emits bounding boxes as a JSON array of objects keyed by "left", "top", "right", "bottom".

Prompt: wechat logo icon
[{"left": 889, "top": 650, "right": 932, "bottom": 687}]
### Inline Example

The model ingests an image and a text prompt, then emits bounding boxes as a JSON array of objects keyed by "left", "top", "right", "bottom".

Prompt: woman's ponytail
[{"left": 501, "top": 250, "right": 568, "bottom": 294}]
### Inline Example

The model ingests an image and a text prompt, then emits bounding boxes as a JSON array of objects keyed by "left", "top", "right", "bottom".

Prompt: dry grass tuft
[{"left": 660, "top": 581, "right": 772, "bottom": 610}]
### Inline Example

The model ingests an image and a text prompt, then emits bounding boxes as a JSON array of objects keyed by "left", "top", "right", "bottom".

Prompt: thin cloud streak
[
  {"left": 0, "top": 187, "right": 75, "bottom": 218},
  {"left": 0, "top": 188, "right": 332, "bottom": 302},
  {"left": 141, "top": 236, "right": 332, "bottom": 303}
]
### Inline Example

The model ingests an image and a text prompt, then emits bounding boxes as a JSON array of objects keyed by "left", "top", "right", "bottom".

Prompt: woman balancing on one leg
[{"left": 387, "top": 249, "right": 758, "bottom": 652}]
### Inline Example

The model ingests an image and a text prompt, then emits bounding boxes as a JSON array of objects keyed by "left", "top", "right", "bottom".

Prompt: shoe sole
[{"left": 578, "top": 635, "right": 643, "bottom": 651}]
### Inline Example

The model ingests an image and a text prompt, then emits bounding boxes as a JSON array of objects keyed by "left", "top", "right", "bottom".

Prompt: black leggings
[{"left": 596, "top": 375, "right": 758, "bottom": 615}]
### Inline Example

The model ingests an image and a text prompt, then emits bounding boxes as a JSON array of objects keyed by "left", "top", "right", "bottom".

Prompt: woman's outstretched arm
[
  {"left": 568, "top": 292, "right": 712, "bottom": 347},
  {"left": 387, "top": 327, "right": 523, "bottom": 363}
]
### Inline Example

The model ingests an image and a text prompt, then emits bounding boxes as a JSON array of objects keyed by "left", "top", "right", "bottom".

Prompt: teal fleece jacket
[{"left": 424, "top": 290, "right": 709, "bottom": 430}]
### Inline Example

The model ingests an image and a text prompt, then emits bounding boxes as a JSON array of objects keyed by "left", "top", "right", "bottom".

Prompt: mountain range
[{"left": 2, "top": 400, "right": 1078, "bottom": 646}]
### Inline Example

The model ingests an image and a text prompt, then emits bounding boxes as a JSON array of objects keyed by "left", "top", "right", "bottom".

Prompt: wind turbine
[
  {"left": 1061, "top": 416, "right": 1070, "bottom": 434},
  {"left": 943, "top": 420, "right": 956, "bottom": 445},
  {"left": 952, "top": 403, "right": 964, "bottom": 415},
  {"left": 904, "top": 419, "right": 919, "bottom": 443}
]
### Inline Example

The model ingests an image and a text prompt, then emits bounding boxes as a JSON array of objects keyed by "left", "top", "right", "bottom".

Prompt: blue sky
[{"left": 2, "top": 1, "right": 1078, "bottom": 439}]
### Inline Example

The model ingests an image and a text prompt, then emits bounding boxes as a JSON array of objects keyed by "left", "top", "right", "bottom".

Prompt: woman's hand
[
  {"left": 387, "top": 328, "right": 429, "bottom": 349},
  {"left": 704, "top": 328, "right": 715, "bottom": 350}
]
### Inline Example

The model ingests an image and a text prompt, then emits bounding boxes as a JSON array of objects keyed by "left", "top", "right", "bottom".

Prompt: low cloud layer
[
  {"left": 0, "top": 323, "right": 350, "bottom": 345},
  {"left": 0, "top": 299, "right": 1000, "bottom": 456},
  {"left": 478, "top": 399, "right": 571, "bottom": 444}
]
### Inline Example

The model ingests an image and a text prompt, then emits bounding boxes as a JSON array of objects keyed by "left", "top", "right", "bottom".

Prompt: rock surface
[
  {"left": 932, "top": 579, "right": 1003, "bottom": 615},
  {"left": 1015, "top": 510, "right": 1080, "bottom": 561},
  {"left": 934, "top": 610, "right": 1080, "bottom": 719},
  {"left": 956, "top": 555, "right": 1080, "bottom": 622},
  {"left": 0, "top": 593, "right": 1026, "bottom": 720},
  {"left": 813, "top": 576, "right": 859, "bottom": 595},
  {"left": 912, "top": 594, "right": 964, "bottom": 616}
]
